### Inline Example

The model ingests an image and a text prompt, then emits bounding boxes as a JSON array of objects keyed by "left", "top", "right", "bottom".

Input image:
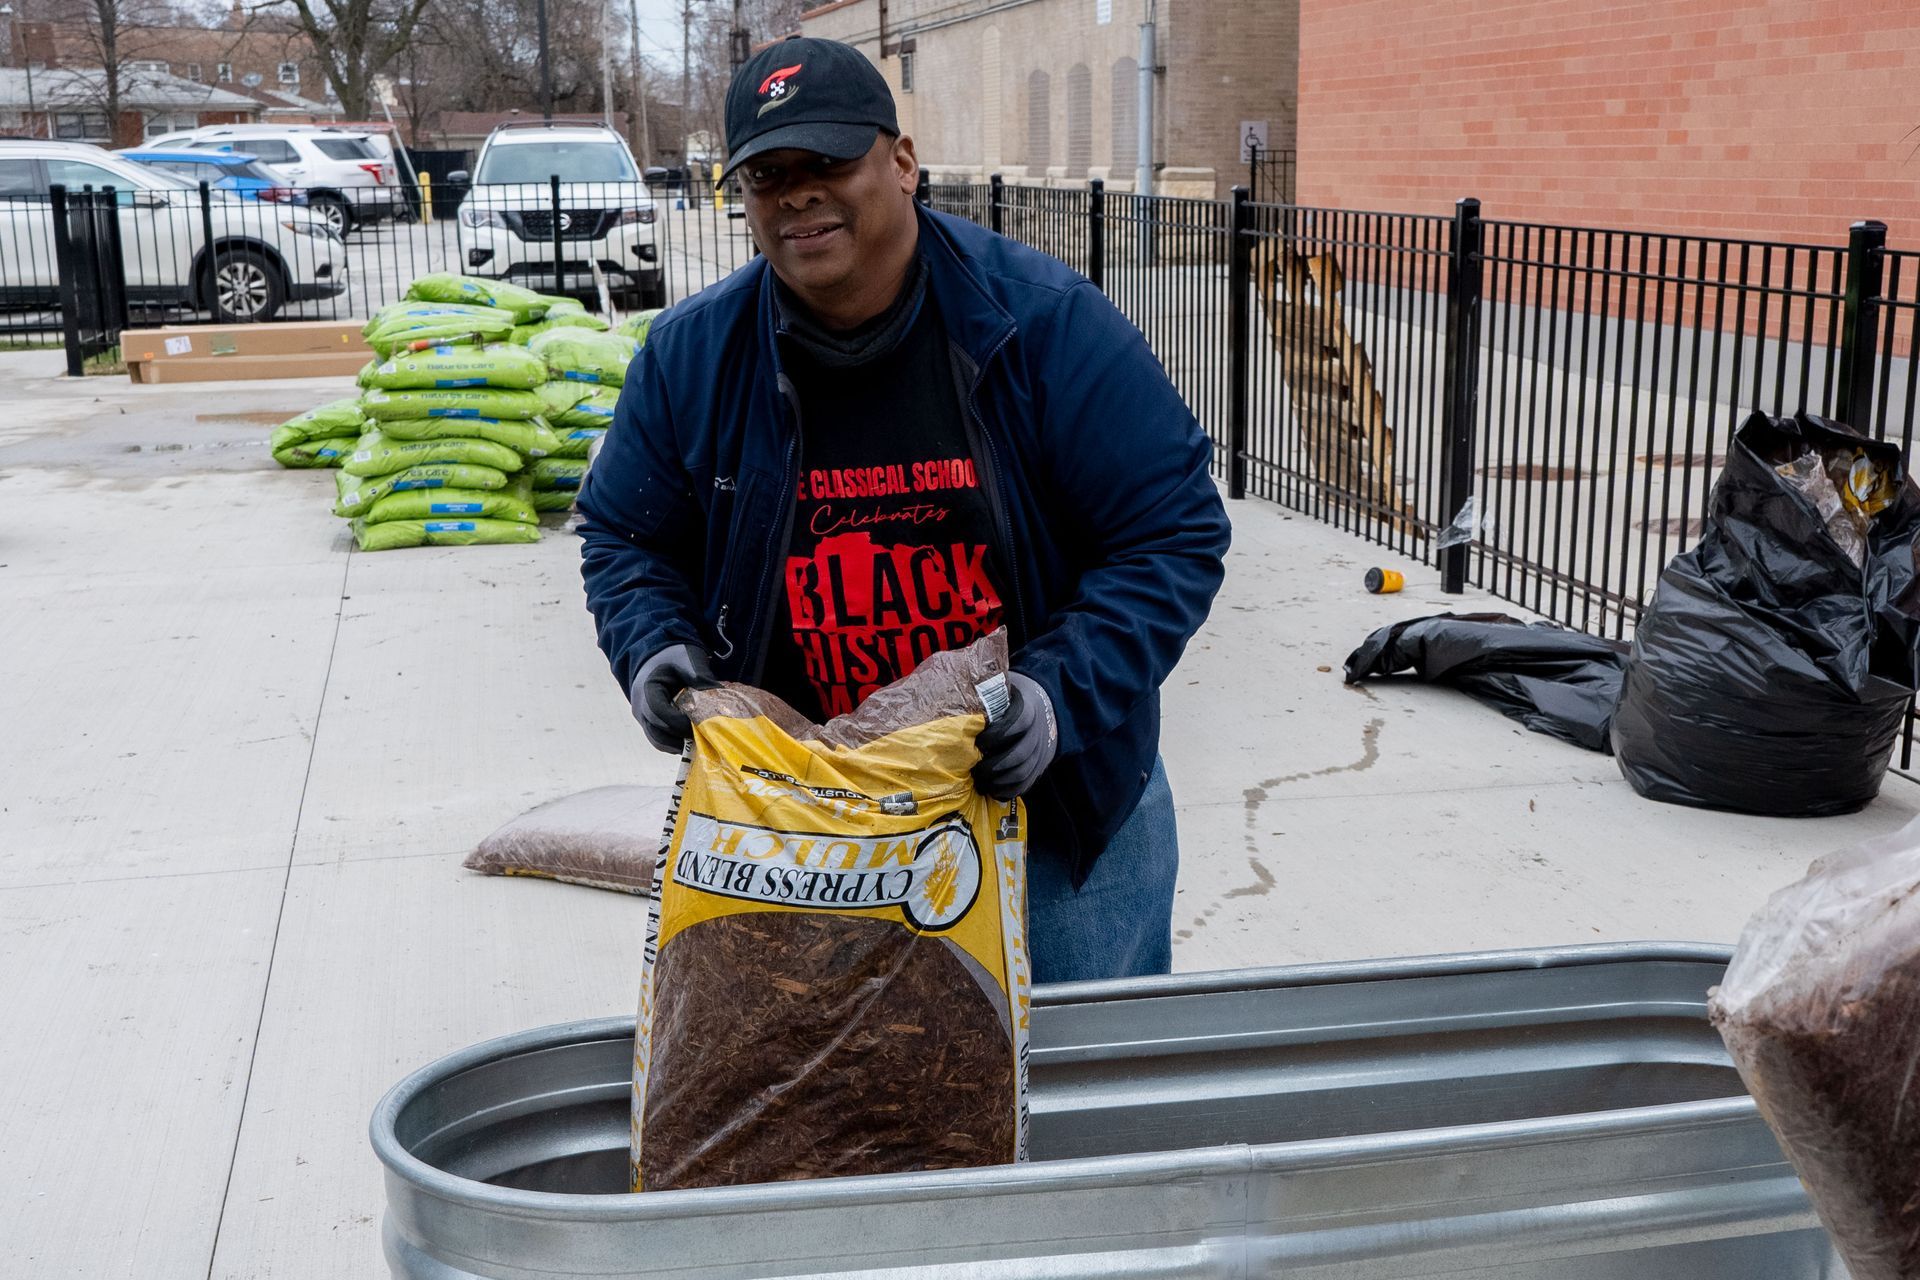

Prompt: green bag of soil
[
  {"left": 528, "top": 328, "right": 641, "bottom": 388},
  {"left": 271, "top": 428, "right": 357, "bottom": 468},
  {"left": 532, "top": 490, "right": 578, "bottom": 513},
  {"left": 359, "top": 343, "right": 549, "bottom": 393},
  {"left": 531, "top": 457, "right": 587, "bottom": 491},
  {"left": 616, "top": 309, "right": 664, "bottom": 344},
  {"left": 274, "top": 397, "right": 368, "bottom": 445},
  {"left": 360, "top": 387, "right": 549, "bottom": 423},
  {"left": 333, "top": 463, "right": 512, "bottom": 518},
  {"left": 511, "top": 311, "right": 611, "bottom": 345},
  {"left": 537, "top": 382, "right": 620, "bottom": 431},
  {"left": 350, "top": 516, "right": 541, "bottom": 552},
  {"left": 364, "top": 479, "right": 537, "bottom": 526},
  {"left": 403, "top": 273, "right": 551, "bottom": 323},
  {"left": 364, "top": 306, "right": 518, "bottom": 357},
  {"left": 342, "top": 431, "right": 524, "bottom": 478},
  {"left": 376, "top": 414, "right": 562, "bottom": 458}
]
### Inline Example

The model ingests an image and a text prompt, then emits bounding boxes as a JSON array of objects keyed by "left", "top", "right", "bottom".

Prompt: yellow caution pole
[
  {"left": 420, "top": 172, "right": 433, "bottom": 225},
  {"left": 712, "top": 161, "right": 724, "bottom": 212}
]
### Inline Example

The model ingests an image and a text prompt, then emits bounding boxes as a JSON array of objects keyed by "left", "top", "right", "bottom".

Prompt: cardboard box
[
  {"left": 122, "top": 319, "right": 371, "bottom": 364},
  {"left": 128, "top": 351, "right": 372, "bottom": 384}
]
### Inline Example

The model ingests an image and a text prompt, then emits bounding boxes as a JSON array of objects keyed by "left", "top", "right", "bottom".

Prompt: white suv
[
  {"left": 146, "top": 125, "right": 401, "bottom": 235},
  {"left": 452, "top": 123, "right": 664, "bottom": 309},
  {"left": 0, "top": 140, "right": 345, "bottom": 323}
]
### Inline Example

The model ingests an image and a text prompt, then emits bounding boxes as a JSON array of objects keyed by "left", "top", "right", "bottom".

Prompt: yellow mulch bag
[{"left": 632, "top": 629, "right": 1030, "bottom": 1193}]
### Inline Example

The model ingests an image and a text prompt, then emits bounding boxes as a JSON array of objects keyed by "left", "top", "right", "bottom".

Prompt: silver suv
[
  {"left": 146, "top": 125, "right": 401, "bottom": 235},
  {"left": 452, "top": 122, "right": 664, "bottom": 309}
]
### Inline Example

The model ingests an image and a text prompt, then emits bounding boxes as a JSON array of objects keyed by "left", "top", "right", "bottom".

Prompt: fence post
[
  {"left": 915, "top": 167, "right": 930, "bottom": 205},
  {"left": 989, "top": 173, "right": 1005, "bottom": 236},
  {"left": 1228, "top": 186, "right": 1252, "bottom": 501},
  {"left": 1838, "top": 219, "right": 1887, "bottom": 433},
  {"left": 1247, "top": 142, "right": 1258, "bottom": 201},
  {"left": 198, "top": 180, "right": 217, "bottom": 313},
  {"left": 98, "top": 186, "right": 128, "bottom": 343},
  {"left": 550, "top": 174, "right": 566, "bottom": 297},
  {"left": 49, "top": 184, "right": 87, "bottom": 378},
  {"left": 1087, "top": 179, "right": 1105, "bottom": 291},
  {"left": 1439, "top": 196, "right": 1485, "bottom": 594}
]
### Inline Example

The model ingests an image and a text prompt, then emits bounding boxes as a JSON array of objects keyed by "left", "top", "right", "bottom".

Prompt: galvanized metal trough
[{"left": 371, "top": 943, "right": 1844, "bottom": 1279}]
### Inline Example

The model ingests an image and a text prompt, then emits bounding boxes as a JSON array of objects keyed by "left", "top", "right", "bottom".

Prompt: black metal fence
[
  {"left": 0, "top": 176, "right": 758, "bottom": 351},
  {"left": 926, "top": 179, "right": 1917, "bottom": 642}
]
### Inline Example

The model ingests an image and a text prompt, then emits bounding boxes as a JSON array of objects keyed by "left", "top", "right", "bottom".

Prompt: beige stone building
[{"left": 798, "top": 0, "right": 1297, "bottom": 198}]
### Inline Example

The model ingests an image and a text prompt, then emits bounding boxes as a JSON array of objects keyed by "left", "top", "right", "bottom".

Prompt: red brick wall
[{"left": 1297, "top": 0, "right": 1920, "bottom": 244}]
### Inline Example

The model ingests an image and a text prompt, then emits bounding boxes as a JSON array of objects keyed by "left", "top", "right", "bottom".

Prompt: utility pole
[
  {"left": 730, "top": 0, "right": 748, "bottom": 69},
  {"left": 628, "top": 0, "right": 651, "bottom": 166},
  {"left": 681, "top": 0, "right": 692, "bottom": 161},
  {"left": 537, "top": 0, "right": 554, "bottom": 121}
]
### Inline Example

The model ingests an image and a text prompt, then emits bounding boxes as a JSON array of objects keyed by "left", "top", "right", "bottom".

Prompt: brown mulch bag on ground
[
  {"left": 464, "top": 786, "right": 673, "bottom": 894},
  {"left": 1708, "top": 816, "right": 1920, "bottom": 1280},
  {"left": 631, "top": 629, "right": 1030, "bottom": 1192}
]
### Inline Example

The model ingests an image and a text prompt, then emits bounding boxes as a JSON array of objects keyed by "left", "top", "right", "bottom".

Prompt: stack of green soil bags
[
  {"left": 271, "top": 398, "right": 369, "bottom": 468},
  {"left": 343, "top": 339, "right": 557, "bottom": 550},
  {"left": 524, "top": 328, "right": 642, "bottom": 512}
]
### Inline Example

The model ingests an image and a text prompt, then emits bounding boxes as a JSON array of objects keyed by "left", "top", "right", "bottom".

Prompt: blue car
[{"left": 117, "top": 149, "right": 306, "bottom": 204}]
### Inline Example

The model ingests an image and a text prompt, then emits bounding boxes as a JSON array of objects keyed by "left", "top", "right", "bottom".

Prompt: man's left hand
[{"left": 974, "top": 672, "right": 1058, "bottom": 799}]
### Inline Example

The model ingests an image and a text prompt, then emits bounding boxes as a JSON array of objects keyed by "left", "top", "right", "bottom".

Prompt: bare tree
[
  {"left": 257, "top": 0, "right": 434, "bottom": 117},
  {"left": 48, "top": 0, "right": 196, "bottom": 145}
]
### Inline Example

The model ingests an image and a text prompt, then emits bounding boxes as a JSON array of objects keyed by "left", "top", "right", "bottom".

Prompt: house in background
[
  {"left": 0, "top": 65, "right": 259, "bottom": 143},
  {"left": 0, "top": 0, "right": 342, "bottom": 142},
  {"left": 1296, "top": 0, "right": 1920, "bottom": 241},
  {"left": 798, "top": 0, "right": 1298, "bottom": 198}
]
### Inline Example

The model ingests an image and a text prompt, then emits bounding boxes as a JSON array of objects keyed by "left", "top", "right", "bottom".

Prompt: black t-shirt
[{"left": 767, "top": 261, "right": 1006, "bottom": 721}]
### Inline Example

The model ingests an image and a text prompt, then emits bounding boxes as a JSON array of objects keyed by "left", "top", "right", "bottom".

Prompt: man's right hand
[{"left": 631, "top": 643, "right": 717, "bottom": 752}]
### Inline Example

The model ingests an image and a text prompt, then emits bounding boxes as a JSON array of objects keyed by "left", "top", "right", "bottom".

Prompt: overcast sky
[{"left": 631, "top": 0, "right": 694, "bottom": 67}]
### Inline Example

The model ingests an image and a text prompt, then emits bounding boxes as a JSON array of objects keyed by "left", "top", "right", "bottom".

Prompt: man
[{"left": 577, "top": 37, "right": 1228, "bottom": 982}]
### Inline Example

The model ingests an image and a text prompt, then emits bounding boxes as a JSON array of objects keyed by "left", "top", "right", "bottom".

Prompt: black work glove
[
  {"left": 973, "top": 672, "right": 1058, "bottom": 799},
  {"left": 631, "top": 643, "right": 717, "bottom": 752}
]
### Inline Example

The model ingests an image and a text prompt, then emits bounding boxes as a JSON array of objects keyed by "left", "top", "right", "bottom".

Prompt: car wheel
[
  {"left": 311, "top": 195, "right": 353, "bottom": 236},
  {"left": 207, "top": 250, "right": 286, "bottom": 323}
]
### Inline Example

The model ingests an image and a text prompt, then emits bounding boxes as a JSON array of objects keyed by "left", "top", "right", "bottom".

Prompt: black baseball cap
[{"left": 722, "top": 37, "right": 899, "bottom": 180}]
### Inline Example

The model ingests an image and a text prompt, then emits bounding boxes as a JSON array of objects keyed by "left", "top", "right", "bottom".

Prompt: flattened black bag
[{"left": 1611, "top": 411, "right": 1920, "bottom": 817}]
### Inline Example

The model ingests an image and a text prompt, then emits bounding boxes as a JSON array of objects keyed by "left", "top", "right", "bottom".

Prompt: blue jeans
[{"left": 1026, "top": 757, "right": 1178, "bottom": 984}]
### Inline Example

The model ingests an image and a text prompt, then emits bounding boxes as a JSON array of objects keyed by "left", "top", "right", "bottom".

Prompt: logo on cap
[{"left": 757, "top": 63, "right": 803, "bottom": 116}]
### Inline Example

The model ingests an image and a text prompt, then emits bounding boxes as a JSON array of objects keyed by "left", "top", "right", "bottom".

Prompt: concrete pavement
[{"left": 2, "top": 348, "right": 1914, "bottom": 1276}]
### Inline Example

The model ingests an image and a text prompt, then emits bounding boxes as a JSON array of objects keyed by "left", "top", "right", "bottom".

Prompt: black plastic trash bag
[
  {"left": 1611, "top": 410, "right": 1920, "bottom": 817},
  {"left": 1344, "top": 612, "right": 1628, "bottom": 752}
]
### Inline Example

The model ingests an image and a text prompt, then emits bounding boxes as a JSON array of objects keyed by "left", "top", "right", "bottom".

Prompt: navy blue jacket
[{"left": 577, "top": 205, "right": 1230, "bottom": 883}]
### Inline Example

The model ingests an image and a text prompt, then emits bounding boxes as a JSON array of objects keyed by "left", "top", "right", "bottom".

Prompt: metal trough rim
[{"left": 370, "top": 941, "right": 1741, "bottom": 1224}]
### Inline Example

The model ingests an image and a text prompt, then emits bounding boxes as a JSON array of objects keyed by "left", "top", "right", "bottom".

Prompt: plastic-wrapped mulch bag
[
  {"left": 333, "top": 464, "right": 512, "bottom": 518},
  {"left": 528, "top": 328, "right": 641, "bottom": 388},
  {"left": 375, "top": 414, "right": 562, "bottom": 459},
  {"left": 1709, "top": 816, "right": 1920, "bottom": 1280},
  {"left": 360, "top": 387, "right": 548, "bottom": 423},
  {"left": 349, "top": 516, "right": 540, "bottom": 551},
  {"left": 363, "top": 303, "right": 518, "bottom": 357},
  {"left": 342, "top": 431, "right": 524, "bottom": 478},
  {"left": 464, "top": 786, "right": 674, "bottom": 894},
  {"left": 358, "top": 343, "right": 549, "bottom": 393},
  {"left": 270, "top": 398, "right": 368, "bottom": 468},
  {"left": 633, "top": 630, "right": 1030, "bottom": 1192},
  {"left": 404, "top": 273, "right": 552, "bottom": 322}
]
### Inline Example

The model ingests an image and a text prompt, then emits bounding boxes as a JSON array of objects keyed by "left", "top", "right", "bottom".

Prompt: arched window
[
  {"left": 1111, "top": 57, "right": 1138, "bottom": 173},
  {"left": 1027, "top": 69, "right": 1051, "bottom": 170},
  {"left": 1065, "top": 63, "right": 1091, "bottom": 176}
]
